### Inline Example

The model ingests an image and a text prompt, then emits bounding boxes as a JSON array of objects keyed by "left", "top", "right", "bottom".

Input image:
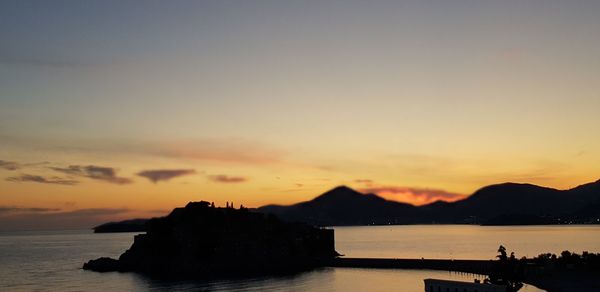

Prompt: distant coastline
[
  {"left": 258, "top": 181, "right": 600, "bottom": 226},
  {"left": 95, "top": 179, "right": 600, "bottom": 232},
  {"left": 93, "top": 219, "right": 147, "bottom": 233},
  {"left": 95, "top": 219, "right": 600, "bottom": 233}
]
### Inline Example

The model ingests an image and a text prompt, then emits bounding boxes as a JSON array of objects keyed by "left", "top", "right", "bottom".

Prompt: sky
[{"left": 1, "top": 0, "right": 600, "bottom": 230}]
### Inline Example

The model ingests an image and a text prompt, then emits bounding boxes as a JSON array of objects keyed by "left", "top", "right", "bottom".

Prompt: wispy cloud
[
  {"left": 0, "top": 160, "right": 51, "bottom": 171},
  {"left": 208, "top": 175, "right": 247, "bottom": 183},
  {"left": 0, "top": 206, "right": 60, "bottom": 213},
  {"left": 0, "top": 160, "right": 20, "bottom": 170},
  {"left": 62, "top": 208, "right": 130, "bottom": 216},
  {"left": 49, "top": 165, "right": 132, "bottom": 185},
  {"left": 137, "top": 169, "right": 196, "bottom": 183},
  {"left": 6, "top": 174, "right": 79, "bottom": 185},
  {"left": 2, "top": 137, "right": 289, "bottom": 168}
]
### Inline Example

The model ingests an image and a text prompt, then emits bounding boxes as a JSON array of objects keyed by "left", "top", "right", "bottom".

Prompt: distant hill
[
  {"left": 93, "top": 218, "right": 148, "bottom": 233},
  {"left": 258, "top": 180, "right": 600, "bottom": 226},
  {"left": 259, "top": 186, "right": 418, "bottom": 226}
]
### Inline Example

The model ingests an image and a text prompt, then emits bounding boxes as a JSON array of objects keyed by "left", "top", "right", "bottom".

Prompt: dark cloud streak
[
  {"left": 208, "top": 175, "right": 247, "bottom": 183},
  {"left": 137, "top": 169, "right": 196, "bottom": 183},
  {"left": 50, "top": 165, "right": 132, "bottom": 185},
  {"left": 6, "top": 174, "right": 79, "bottom": 185},
  {"left": 0, "top": 160, "right": 20, "bottom": 170},
  {"left": 0, "top": 206, "right": 60, "bottom": 213}
]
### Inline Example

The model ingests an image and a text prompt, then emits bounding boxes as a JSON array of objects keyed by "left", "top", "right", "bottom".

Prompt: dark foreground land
[
  {"left": 260, "top": 182, "right": 600, "bottom": 226},
  {"left": 328, "top": 257, "right": 600, "bottom": 292},
  {"left": 329, "top": 258, "right": 495, "bottom": 274},
  {"left": 85, "top": 201, "right": 599, "bottom": 291},
  {"left": 84, "top": 201, "right": 338, "bottom": 277}
]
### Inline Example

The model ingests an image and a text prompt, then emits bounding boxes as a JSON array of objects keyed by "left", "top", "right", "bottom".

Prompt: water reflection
[
  {"left": 335, "top": 225, "right": 600, "bottom": 259},
  {"left": 4, "top": 225, "right": 596, "bottom": 291},
  {"left": 139, "top": 268, "right": 542, "bottom": 292}
]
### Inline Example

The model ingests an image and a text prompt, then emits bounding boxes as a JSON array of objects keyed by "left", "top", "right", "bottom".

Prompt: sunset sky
[{"left": 1, "top": 0, "right": 600, "bottom": 230}]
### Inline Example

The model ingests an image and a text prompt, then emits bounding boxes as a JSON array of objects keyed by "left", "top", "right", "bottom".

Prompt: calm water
[
  {"left": 2, "top": 225, "right": 598, "bottom": 291},
  {"left": 336, "top": 225, "right": 600, "bottom": 259}
]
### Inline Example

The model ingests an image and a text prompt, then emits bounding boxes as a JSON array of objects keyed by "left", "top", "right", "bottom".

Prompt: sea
[{"left": 2, "top": 225, "right": 599, "bottom": 291}]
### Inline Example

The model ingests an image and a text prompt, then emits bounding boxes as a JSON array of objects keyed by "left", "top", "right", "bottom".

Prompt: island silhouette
[{"left": 84, "top": 201, "right": 339, "bottom": 277}]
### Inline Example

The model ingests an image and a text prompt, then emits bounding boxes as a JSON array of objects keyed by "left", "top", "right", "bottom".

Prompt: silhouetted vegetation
[
  {"left": 486, "top": 245, "right": 524, "bottom": 292},
  {"left": 486, "top": 245, "right": 600, "bottom": 291},
  {"left": 533, "top": 250, "right": 600, "bottom": 270}
]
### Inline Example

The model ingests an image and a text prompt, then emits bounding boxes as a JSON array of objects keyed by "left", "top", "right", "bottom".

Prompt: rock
[
  {"left": 83, "top": 257, "right": 121, "bottom": 272},
  {"left": 84, "top": 201, "right": 339, "bottom": 278}
]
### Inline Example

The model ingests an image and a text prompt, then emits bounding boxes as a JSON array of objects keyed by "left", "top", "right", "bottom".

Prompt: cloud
[
  {"left": 6, "top": 174, "right": 79, "bottom": 185},
  {"left": 0, "top": 160, "right": 20, "bottom": 170},
  {"left": 50, "top": 165, "right": 132, "bottom": 185},
  {"left": 0, "top": 206, "right": 60, "bottom": 213},
  {"left": 2, "top": 137, "right": 290, "bottom": 169},
  {"left": 208, "top": 175, "right": 247, "bottom": 183},
  {"left": 137, "top": 169, "right": 196, "bottom": 183},
  {"left": 0, "top": 160, "right": 51, "bottom": 171},
  {"left": 62, "top": 208, "right": 130, "bottom": 216},
  {"left": 358, "top": 185, "right": 465, "bottom": 205}
]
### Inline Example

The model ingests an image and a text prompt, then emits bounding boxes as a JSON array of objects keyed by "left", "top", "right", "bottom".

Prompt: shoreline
[{"left": 328, "top": 257, "right": 600, "bottom": 292}]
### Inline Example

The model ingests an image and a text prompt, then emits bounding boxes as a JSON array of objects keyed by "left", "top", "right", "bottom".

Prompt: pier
[{"left": 327, "top": 258, "right": 495, "bottom": 275}]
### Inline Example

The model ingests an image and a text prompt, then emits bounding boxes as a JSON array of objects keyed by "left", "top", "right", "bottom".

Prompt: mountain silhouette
[
  {"left": 259, "top": 186, "right": 418, "bottom": 225},
  {"left": 258, "top": 180, "right": 600, "bottom": 225},
  {"left": 441, "top": 181, "right": 600, "bottom": 221},
  {"left": 95, "top": 180, "right": 600, "bottom": 231}
]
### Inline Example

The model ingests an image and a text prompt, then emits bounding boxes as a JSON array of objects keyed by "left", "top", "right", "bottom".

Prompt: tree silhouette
[
  {"left": 497, "top": 245, "right": 508, "bottom": 261},
  {"left": 488, "top": 245, "right": 523, "bottom": 292}
]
